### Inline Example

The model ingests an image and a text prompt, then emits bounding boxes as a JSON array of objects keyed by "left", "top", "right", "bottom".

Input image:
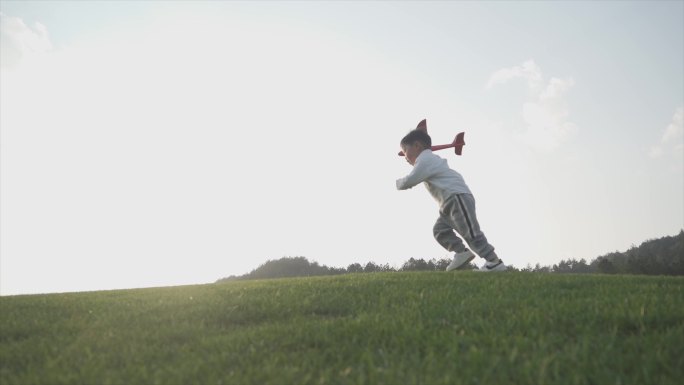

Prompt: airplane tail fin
[
  {"left": 416, "top": 119, "right": 427, "bottom": 133},
  {"left": 454, "top": 132, "right": 465, "bottom": 155}
]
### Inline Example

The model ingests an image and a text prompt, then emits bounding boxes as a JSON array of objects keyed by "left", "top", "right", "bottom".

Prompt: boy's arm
[{"left": 396, "top": 154, "right": 435, "bottom": 190}]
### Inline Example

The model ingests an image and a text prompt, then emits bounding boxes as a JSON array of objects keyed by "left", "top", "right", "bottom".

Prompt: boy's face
[{"left": 401, "top": 141, "right": 425, "bottom": 166}]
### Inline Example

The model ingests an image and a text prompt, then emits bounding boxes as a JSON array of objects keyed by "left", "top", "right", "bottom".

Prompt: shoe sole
[
  {"left": 446, "top": 255, "right": 475, "bottom": 272},
  {"left": 477, "top": 260, "right": 507, "bottom": 272}
]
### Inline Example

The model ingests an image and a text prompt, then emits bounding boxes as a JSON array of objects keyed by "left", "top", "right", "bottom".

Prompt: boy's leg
[
  {"left": 433, "top": 216, "right": 468, "bottom": 253},
  {"left": 441, "top": 194, "right": 499, "bottom": 262}
]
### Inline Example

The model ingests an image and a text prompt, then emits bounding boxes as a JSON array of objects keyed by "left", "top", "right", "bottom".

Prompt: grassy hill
[{"left": 1, "top": 272, "right": 683, "bottom": 384}]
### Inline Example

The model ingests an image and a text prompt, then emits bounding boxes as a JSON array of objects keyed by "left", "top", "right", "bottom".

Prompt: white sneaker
[
  {"left": 446, "top": 250, "right": 476, "bottom": 272},
  {"left": 476, "top": 259, "right": 507, "bottom": 272}
]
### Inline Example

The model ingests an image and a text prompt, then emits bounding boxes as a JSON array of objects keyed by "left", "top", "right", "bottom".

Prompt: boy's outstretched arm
[{"left": 396, "top": 154, "right": 435, "bottom": 190}]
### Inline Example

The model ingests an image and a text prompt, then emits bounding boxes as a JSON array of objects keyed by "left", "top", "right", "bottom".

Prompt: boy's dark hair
[{"left": 400, "top": 129, "right": 432, "bottom": 149}]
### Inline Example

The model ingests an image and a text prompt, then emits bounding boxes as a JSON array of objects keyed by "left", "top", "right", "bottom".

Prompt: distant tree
[
  {"left": 533, "top": 263, "right": 550, "bottom": 273},
  {"left": 347, "top": 263, "right": 364, "bottom": 274},
  {"left": 216, "top": 275, "right": 239, "bottom": 282},
  {"left": 401, "top": 258, "right": 431, "bottom": 271},
  {"left": 595, "top": 257, "right": 617, "bottom": 274},
  {"left": 216, "top": 256, "right": 343, "bottom": 282},
  {"left": 364, "top": 262, "right": 380, "bottom": 273},
  {"left": 377, "top": 263, "right": 396, "bottom": 272},
  {"left": 520, "top": 264, "right": 535, "bottom": 272},
  {"left": 552, "top": 259, "right": 570, "bottom": 273},
  {"left": 575, "top": 259, "right": 591, "bottom": 273},
  {"left": 433, "top": 258, "right": 451, "bottom": 271},
  {"left": 553, "top": 258, "right": 592, "bottom": 274},
  {"left": 328, "top": 266, "right": 347, "bottom": 275},
  {"left": 591, "top": 231, "right": 683, "bottom": 276},
  {"left": 670, "top": 230, "right": 684, "bottom": 274},
  {"left": 245, "top": 257, "right": 324, "bottom": 279}
]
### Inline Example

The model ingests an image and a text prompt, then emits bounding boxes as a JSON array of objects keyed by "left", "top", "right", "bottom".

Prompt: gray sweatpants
[{"left": 433, "top": 193, "right": 498, "bottom": 262}]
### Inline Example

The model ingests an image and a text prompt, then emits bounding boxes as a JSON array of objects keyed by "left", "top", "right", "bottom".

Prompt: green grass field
[{"left": 1, "top": 272, "right": 683, "bottom": 385}]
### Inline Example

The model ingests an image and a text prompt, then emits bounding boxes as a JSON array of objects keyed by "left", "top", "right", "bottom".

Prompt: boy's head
[{"left": 400, "top": 129, "right": 432, "bottom": 165}]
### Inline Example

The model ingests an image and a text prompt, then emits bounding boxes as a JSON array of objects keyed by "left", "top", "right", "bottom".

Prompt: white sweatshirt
[{"left": 396, "top": 149, "right": 472, "bottom": 207}]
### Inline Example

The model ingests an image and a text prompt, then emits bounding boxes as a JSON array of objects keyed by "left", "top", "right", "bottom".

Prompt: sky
[{"left": 1, "top": 0, "right": 682, "bottom": 295}]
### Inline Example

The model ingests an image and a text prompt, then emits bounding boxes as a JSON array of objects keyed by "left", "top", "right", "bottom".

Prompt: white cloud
[
  {"left": 521, "top": 101, "right": 576, "bottom": 151},
  {"left": 648, "top": 145, "right": 664, "bottom": 158},
  {"left": 485, "top": 59, "right": 543, "bottom": 91},
  {"left": 663, "top": 106, "right": 683, "bottom": 144},
  {"left": 650, "top": 106, "right": 684, "bottom": 159},
  {"left": 486, "top": 60, "right": 576, "bottom": 151},
  {"left": 540, "top": 77, "right": 575, "bottom": 101},
  {"left": 0, "top": 13, "right": 52, "bottom": 69}
]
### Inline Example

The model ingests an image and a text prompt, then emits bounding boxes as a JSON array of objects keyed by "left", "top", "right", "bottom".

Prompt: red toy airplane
[{"left": 398, "top": 119, "right": 465, "bottom": 156}]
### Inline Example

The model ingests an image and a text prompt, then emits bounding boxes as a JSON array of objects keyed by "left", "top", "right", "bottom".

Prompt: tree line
[
  {"left": 216, "top": 256, "right": 469, "bottom": 282},
  {"left": 216, "top": 230, "right": 683, "bottom": 282},
  {"left": 524, "top": 230, "right": 683, "bottom": 275}
]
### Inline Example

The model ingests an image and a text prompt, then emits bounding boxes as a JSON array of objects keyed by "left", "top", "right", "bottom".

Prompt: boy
[{"left": 396, "top": 124, "right": 506, "bottom": 272}]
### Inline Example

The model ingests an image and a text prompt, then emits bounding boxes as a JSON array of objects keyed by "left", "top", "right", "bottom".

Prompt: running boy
[{"left": 396, "top": 122, "right": 506, "bottom": 272}]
